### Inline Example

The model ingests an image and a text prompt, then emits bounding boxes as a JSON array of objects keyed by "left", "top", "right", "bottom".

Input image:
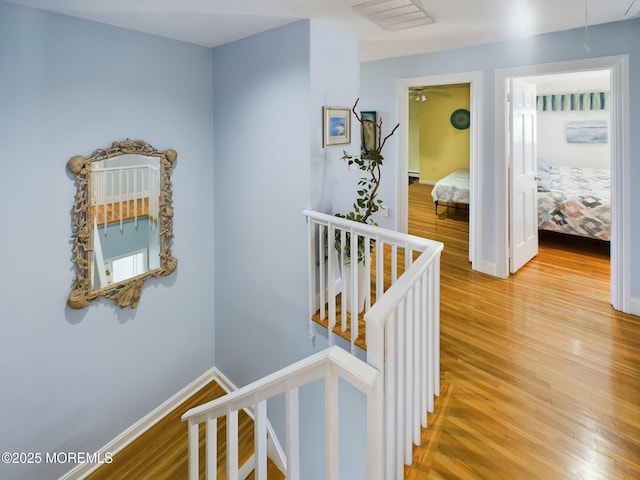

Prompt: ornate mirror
[{"left": 67, "top": 140, "right": 177, "bottom": 308}]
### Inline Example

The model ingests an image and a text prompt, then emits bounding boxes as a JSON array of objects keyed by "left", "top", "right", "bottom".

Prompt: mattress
[{"left": 431, "top": 170, "right": 470, "bottom": 205}]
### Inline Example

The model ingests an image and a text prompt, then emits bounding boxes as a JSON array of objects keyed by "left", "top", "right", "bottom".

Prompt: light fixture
[
  {"left": 410, "top": 89, "right": 428, "bottom": 102},
  {"left": 352, "top": 0, "right": 436, "bottom": 32}
]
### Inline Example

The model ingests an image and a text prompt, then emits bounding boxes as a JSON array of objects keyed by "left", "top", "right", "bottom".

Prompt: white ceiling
[{"left": 7, "top": 0, "right": 640, "bottom": 61}]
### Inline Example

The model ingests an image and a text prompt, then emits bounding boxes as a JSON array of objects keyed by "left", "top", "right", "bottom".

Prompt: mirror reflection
[
  {"left": 91, "top": 155, "right": 160, "bottom": 289},
  {"left": 67, "top": 140, "right": 177, "bottom": 309}
]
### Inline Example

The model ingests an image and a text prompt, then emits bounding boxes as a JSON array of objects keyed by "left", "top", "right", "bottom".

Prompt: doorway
[
  {"left": 496, "top": 55, "right": 630, "bottom": 312},
  {"left": 397, "top": 71, "right": 482, "bottom": 268}
]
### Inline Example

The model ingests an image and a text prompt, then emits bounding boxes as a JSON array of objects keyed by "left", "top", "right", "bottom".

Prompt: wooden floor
[
  {"left": 87, "top": 182, "right": 639, "bottom": 479},
  {"left": 86, "top": 380, "right": 284, "bottom": 480},
  {"left": 92, "top": 198, "right": 155, "bottom": 225},
  {"left": 405, "top": 182, "right": 640, "bottom": 479}
]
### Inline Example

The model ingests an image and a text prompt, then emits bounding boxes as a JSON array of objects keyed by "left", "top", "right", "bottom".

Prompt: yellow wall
[{"left": 413, "top": 84, "right": 470, "bottom": 184}]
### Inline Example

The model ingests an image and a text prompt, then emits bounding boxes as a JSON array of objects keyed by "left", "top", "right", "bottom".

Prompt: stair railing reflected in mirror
[{"left": 67, "top": 139, "right": 177, "bottom": 308}]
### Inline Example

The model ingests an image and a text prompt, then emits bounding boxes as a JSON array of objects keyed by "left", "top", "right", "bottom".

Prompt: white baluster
[
  {"left": 307, "top": 218, "right": 317, "bottom": 338},
  {"left": 411, "top": 286, "right": 421, "bottom": 446},
  {"left": 188, "top": 421, "right": 199, "bottom": 480},
  {"left": 206, "top": 416, "right": 217, "bottom": 480},
  {"left": 339, "top": 229, "right": 347, "bottom": 333},
  {"left": 286, "top": 388, "right": 300, "bottom": 480},
  {"left": 434, "top": 256, "right": 441, "bottom": 397},
  {"left": 319, "top": 223, "right": 326, "bottom": 322},
  {"left": 254, "top": 400, "right": 267, "bottom": 480},
  {"left": 118, "top": 169, "right": 123, "bottom": 231},
  {"left": 325, "top": 372, "right": 339, "bottom": 480},
  {"left": 227, "top": 410, "right": 238, "bottom": 480},
  {"left": 420, "top": 274, "right": 428, "bottom": 427}
]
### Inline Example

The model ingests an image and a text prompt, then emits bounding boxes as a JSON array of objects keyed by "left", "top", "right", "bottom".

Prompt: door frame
[
  {"left": 495, "top": 55, "right": 630, "bottom": 311},
  {"left": 397, "top": 71, "right": 483, "bottom": 268}
]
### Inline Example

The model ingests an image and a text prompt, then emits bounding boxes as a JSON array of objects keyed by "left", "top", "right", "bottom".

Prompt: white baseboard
[
  {"left": 58, "top": 366, "right": 219, "bottom": 480},
  {"left": 474, "top": 259, "right": 500, "bottom": 278},
  {"left": 627, "top": 296, "right": 640, "bottom": 316},
  {"left": 418, "top": 179, "right": 435, "bottom": 185},
  {"left": 60, "top": 365, "right": 288, "bottom": 480}
]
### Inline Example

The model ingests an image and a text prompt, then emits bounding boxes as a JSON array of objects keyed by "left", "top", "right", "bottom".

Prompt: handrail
[
  {"left": 303, "top": 209, "right": 442, "bottom": 353},
  {"left": 365, "top": 243, "right": 443, "bottom": 479},
  {"left": 181, "top": 346, "right": 381, "bottom": 480},
  {"left": 302, "top": 209, "right": 437, "bottom": 252},
  {"left": 365, "top": 243, "right": 443, "bottom": 326},
  {"left": 182, "top": 347, "right": 378, "bottom": 424},
  {"left": 304, "top": 209, "right": 444, "bottom": 478},
  {"left": 183, "top": 211, "right": 443, "bottom": 480}
]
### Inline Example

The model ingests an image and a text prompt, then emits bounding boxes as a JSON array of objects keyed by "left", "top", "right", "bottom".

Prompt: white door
[{"left": 509, "top": 79, "right": 538, "bottom": 273}]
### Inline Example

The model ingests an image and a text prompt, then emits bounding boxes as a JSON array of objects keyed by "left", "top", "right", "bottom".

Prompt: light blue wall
[
  {"left": 0, "top": 2, "right": 215, "bottom": 479},
  {"left": 212, "top": 20, "right": 364, "bottom": 478},
  {"left": 362, "top": 19, "right": 640, "bottom": 296},
  {"left": 212, "top": 19, "right": 313, "bottom": 386}
]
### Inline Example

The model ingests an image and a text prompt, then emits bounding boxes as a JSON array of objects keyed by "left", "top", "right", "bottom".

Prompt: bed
[
  {"left": 537, "top": 163, "right": 611, "bottom": 241},
  {"left": 431, "top": 169, "right": 470, "bottom": 215}
]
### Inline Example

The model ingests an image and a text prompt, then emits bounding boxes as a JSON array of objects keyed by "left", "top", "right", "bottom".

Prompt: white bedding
[{"left": 431, "top": 170, "right": 470, "bottom": 205}]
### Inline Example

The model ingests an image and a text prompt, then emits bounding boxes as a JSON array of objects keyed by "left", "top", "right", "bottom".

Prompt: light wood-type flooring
[
  {"left": 87, "top": 181, "right": 639, "bottom": 479},
  {"left": 86, "top": 380, "right": 284, "bottom": 479},
  {"left": 91, "top": 198, "right": 155, "bottom": 225},
  {"left": 404, "top": 181, "right": 640, "bottom": 479}
]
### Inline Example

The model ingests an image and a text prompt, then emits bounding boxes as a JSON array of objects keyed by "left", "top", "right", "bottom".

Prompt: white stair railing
[
  {"left": 181, "top": 346, "right": 382, "bottom": 480},
  {"left": 365, "top": 244, "right": 442, "bottom": 479},
  {"left": 183, "top": 211, "right": 443, "bottom": 480},
  {"left": 303, "top": 210, "right": 442, "bottom": 352},
  {"left": 304, "top": 210, "right": 444, "bottom": 477},
  {"left": 92, "top": 164, "right": 159, "bottom": 231}
]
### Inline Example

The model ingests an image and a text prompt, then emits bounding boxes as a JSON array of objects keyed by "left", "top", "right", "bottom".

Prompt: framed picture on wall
[
  {"left": 566, "top": 120, "right": 608, "bottom": 144},
  {"left": 323, "top": 106, "right": 351, "bottom": 147},
  {"left": 361, "top": 111, "right": 377, "bottom": 153}
]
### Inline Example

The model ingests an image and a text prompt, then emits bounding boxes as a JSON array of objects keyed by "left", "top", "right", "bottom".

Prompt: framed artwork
[
  {"left": 361, "top": 111, "right": 377, "bottom": 152},
  {"left": 566, "top": 120, "right": 608, "bottom": 144},
  {"left": 323, "top": 106, "right": 351, "bottom": 147}
]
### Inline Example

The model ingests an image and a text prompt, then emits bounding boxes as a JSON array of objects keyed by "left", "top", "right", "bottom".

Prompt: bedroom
[
  {"left": 526, "top": 69, "right": 611, "bottom": 244},
  {"left": 407, "top": 69, "right": 611, "bottom": 273},
  {"left": 407, "top": 82, "right": 471, "bottom": 219}
]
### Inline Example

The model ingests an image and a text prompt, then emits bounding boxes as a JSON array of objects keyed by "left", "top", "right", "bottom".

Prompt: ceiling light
[{"left": 353, "top": 0, "right": 436, "bottom": 32}]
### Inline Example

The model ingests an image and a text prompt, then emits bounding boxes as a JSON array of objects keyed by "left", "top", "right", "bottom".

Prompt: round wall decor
[{"left": 450, "top": 109, "right": 470, "bottom": 130}]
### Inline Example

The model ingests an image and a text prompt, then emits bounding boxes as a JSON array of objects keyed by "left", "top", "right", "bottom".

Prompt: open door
[{"left": 509, "top": 78, "right": 538, "bottom": 273}]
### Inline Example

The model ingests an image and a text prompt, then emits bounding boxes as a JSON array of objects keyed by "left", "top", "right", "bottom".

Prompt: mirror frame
[{"left": 67, "top": 139, "right": 177, "bottom": 309}]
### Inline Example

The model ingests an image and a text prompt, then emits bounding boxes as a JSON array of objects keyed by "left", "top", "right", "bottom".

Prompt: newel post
[{"left": 365, "top": 315, "right": 385, "bottom": 480}]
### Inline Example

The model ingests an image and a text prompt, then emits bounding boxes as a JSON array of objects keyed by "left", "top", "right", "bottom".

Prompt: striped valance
[{"left": 537, "top": 92, "right": 609, "bottom": 112}]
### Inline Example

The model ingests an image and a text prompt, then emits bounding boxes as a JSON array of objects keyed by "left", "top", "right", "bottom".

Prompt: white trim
[
  {"left": 58, "top": 366, "right": 287, "bottom": 480},
  {"left": 495, "top": 55, "right": 630, "bottom": 312},
  {"left": 58, "top": 367, "right": 220, "bottom": 480},
  {"left": 628, "top": 297, "right": 640, "bottom": 316},
  {"left": 212, "top": 368, "right": 288, "bottom": 475},
  {"left": 397, "top": 71, "right": 483, "bottom": 270}
]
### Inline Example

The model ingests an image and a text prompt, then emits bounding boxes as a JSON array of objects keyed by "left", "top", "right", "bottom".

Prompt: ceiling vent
[{"left": 352, "top": 0, "right": 436, "bottom": 31}]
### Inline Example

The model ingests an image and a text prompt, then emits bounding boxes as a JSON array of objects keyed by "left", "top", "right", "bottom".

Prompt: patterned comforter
[{"left": 537, "top": 166, "right": 610, "bottom": 241}]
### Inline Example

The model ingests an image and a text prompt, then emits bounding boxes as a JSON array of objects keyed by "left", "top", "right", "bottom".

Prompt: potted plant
[{"left": 336, "top": 99, "right": 399, "bottom": 312}]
